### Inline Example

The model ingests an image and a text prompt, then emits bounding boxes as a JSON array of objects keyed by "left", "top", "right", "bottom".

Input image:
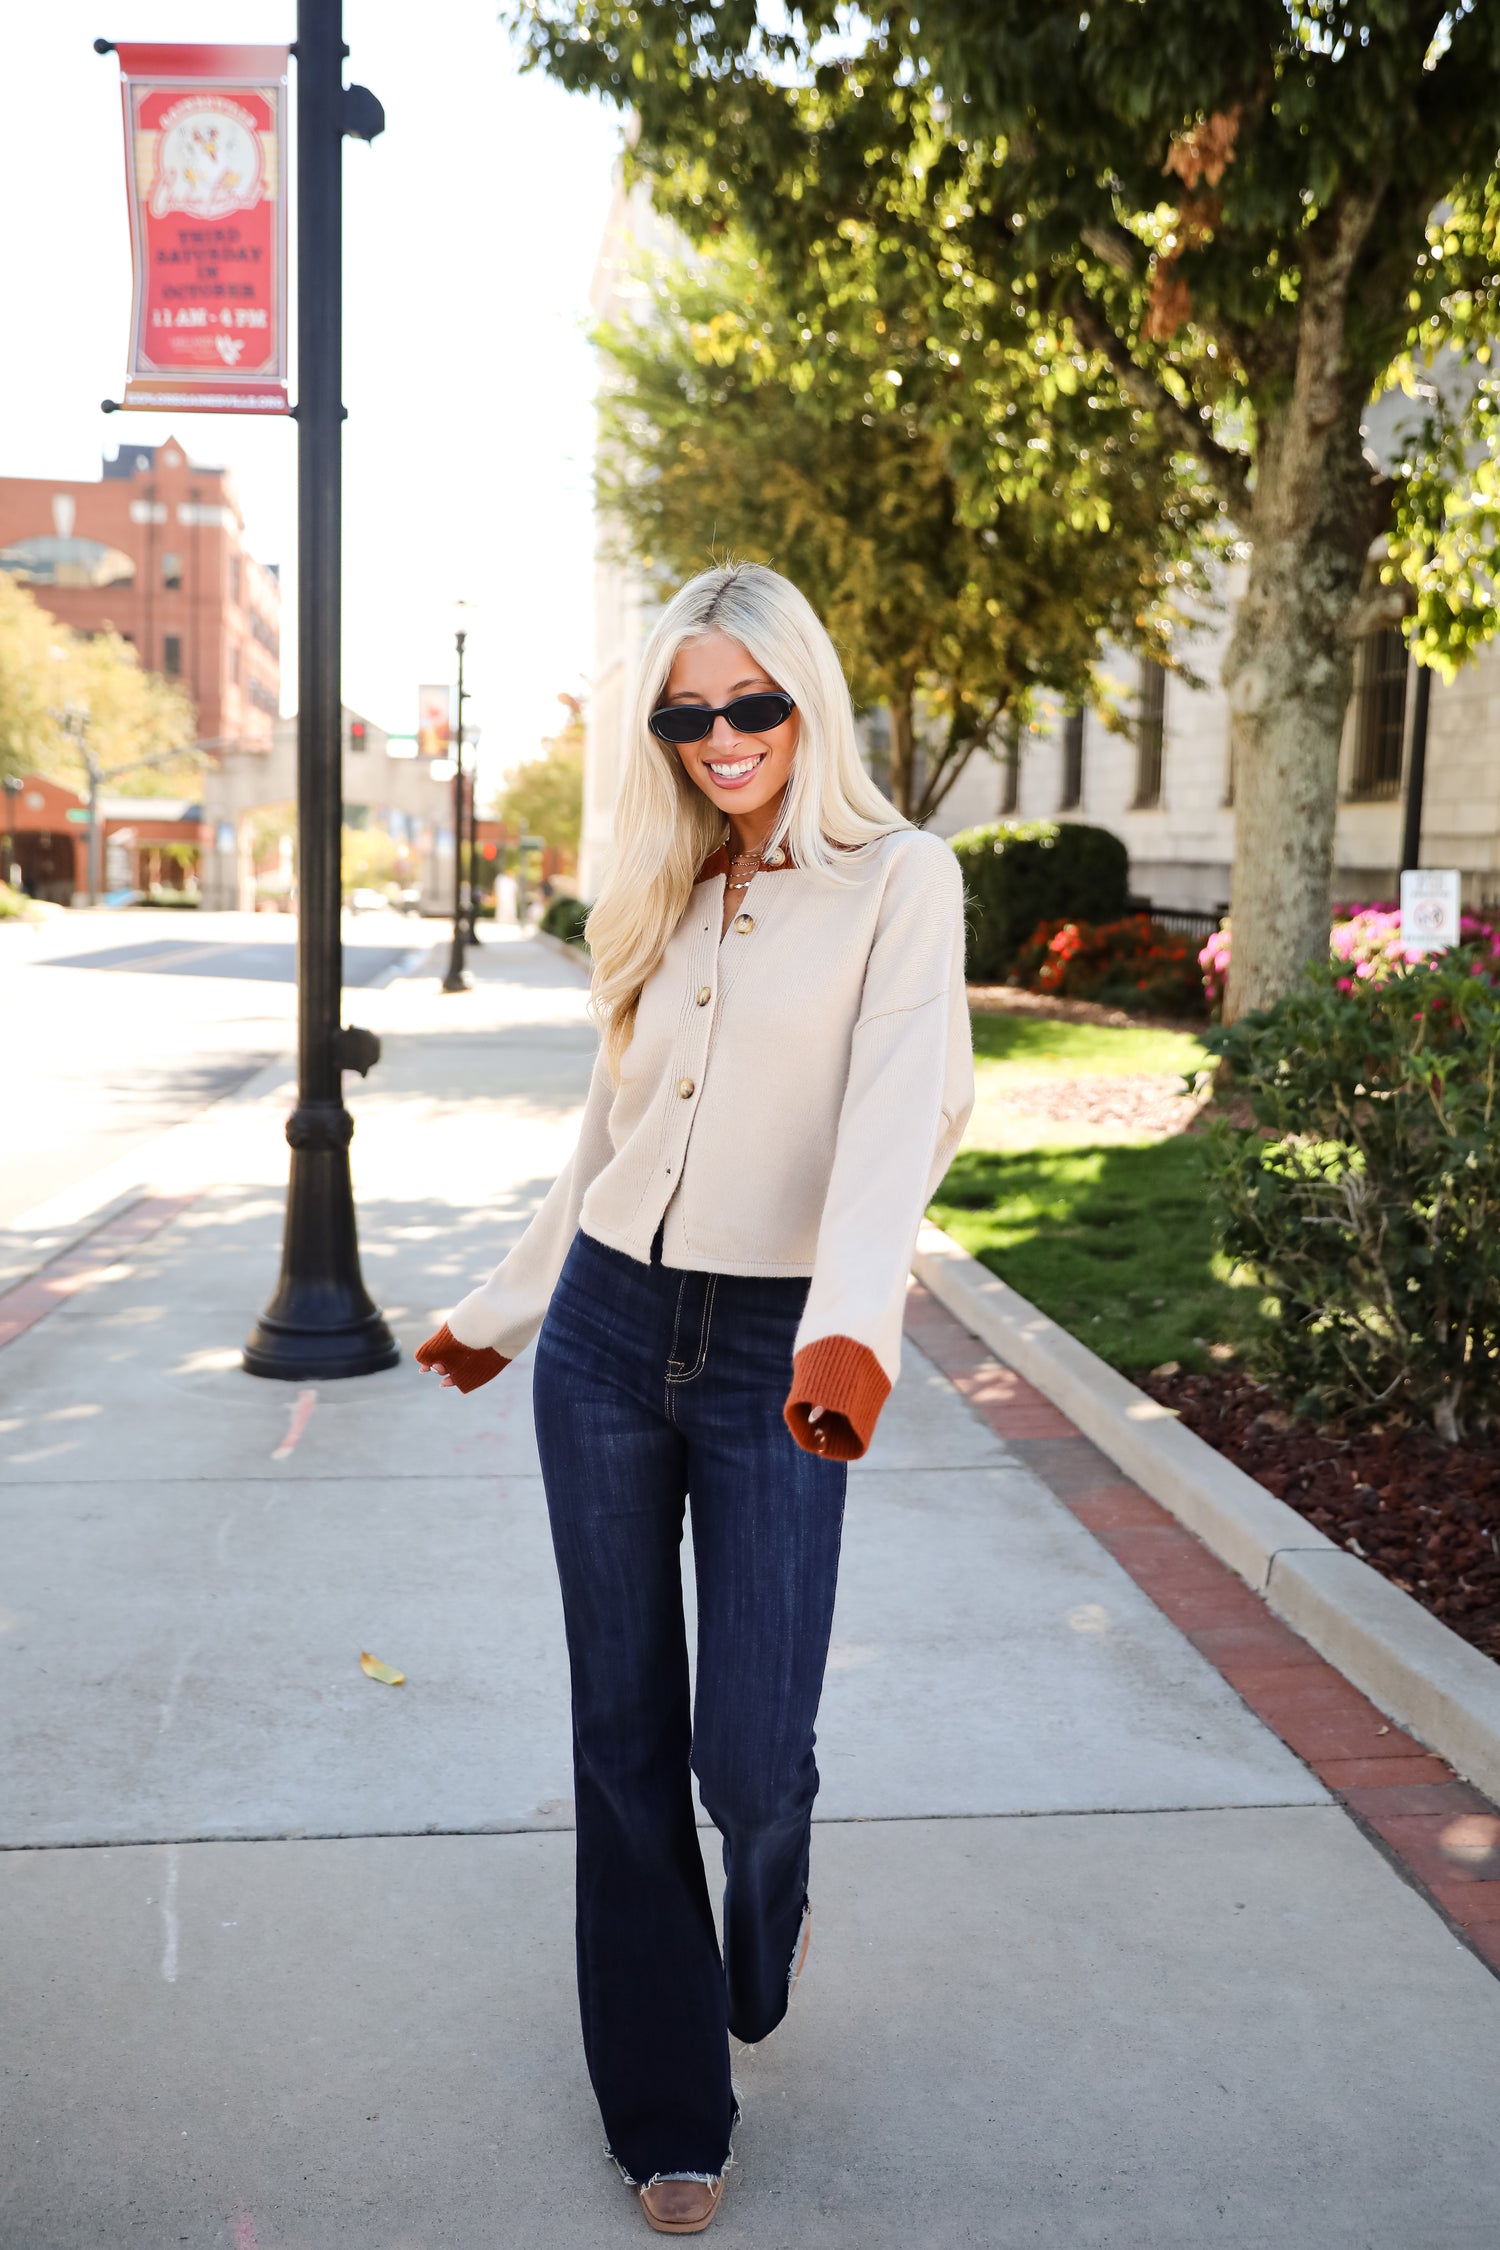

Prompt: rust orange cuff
[
  {"left": 784, "top": 1335, "right": 891, "bottom": 1462},
  {"left": 415, "top": 1322, "right": 510, "bottom": 1396}
]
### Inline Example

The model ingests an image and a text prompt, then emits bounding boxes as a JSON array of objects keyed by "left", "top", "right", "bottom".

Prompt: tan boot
[{"left": 638, "top": 2176, "right": 725, "bottom": 2234}]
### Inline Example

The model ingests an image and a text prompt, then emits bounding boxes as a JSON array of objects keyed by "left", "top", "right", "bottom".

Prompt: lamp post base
[
  {"left": 243, "top": 1302, "right": 401, "bottom": 1380},
  {"left": 243, "top": 1117, "right": 400, "bottom": 1380}
]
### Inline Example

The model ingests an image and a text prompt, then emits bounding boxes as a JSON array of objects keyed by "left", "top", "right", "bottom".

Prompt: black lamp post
[
  {"left": 243, "top": 0, "right": 398, "bottom": 1382},
  {"left": 441, "top": 621, "right": 470, "bottom": 991},
  {"left": 464, "top": 720, "right": 483, "bottom": 945},
  {"left": 1400, "top": 659, "right": 1434, "bottom": 874}
]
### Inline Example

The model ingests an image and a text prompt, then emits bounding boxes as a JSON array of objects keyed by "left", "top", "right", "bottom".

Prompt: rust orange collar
[{"left": 693, "top": 842, "right": 798, "bottom": 886}]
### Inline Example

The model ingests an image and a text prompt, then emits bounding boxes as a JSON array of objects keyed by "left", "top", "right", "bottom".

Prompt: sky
[{"left": 0, "top": 4, "right": 624, "bottom": 787}]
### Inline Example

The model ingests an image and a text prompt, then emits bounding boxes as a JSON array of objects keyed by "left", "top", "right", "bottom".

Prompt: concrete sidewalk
[{"left": 3, "top": 929, "right": 1498, "bottom": 2247}]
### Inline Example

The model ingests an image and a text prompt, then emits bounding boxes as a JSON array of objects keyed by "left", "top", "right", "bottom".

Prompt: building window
[
  {"left": 0, "top": 534, "right": 135, "bottom": 589},
  {"left": 1349, "top": 628, "right": 1408, "bottom": 800},
  {"left": 162, "top": 552, "right": 183, "bottom": 591},
  {"left": 248, "top": 678, "right": 279, "bottom": 716},
  {"left": 1132, "top": 659, "right": 1166, "bottom": 808},
  {"left": 1059, "top": 710, "right": 1085, "bottom": 811},
  {"left": 229, "top": 645, "right": 240, "bottom": 687},
  {"left": 230, "top": 554, "right": 242, "bottom": 605},
  {"left": 163, "top": 634, "right": 182, "bottom": 677}
]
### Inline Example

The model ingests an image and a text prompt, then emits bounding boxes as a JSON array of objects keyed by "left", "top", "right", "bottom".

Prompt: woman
[{"left": 417, "top": 562, "right": 972, "bottom": 2233}]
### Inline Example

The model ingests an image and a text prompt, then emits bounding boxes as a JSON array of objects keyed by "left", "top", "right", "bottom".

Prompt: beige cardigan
[{"left": 427, "top": 827, "right": 973, "bottom": 1458}]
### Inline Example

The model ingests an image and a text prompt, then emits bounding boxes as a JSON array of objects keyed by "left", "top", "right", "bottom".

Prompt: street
[
  {"left": 2, "top": 927, "right": 1497, "bottom": 2247},
  {"left": 3, "top": 907, "right": 427, "bottom": 1229}
]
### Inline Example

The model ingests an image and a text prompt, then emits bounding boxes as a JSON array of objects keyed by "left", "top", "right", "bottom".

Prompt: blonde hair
[{"left": 586, "top": 562, "right": 904, "bottom": 1077}]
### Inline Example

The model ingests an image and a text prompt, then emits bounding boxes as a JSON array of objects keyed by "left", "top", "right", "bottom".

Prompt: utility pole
[
  {"left": 243, "top": 0, "right": 397, "bottom": 1382},
  {"left": 441, "top": 622, "right": 469, "bottom": 991},
  {"left": 85, "top": 749, "right": 103, "bottom": 905},
  {"left": 50, "top": 705, "right": 98, "bottom": 904}
]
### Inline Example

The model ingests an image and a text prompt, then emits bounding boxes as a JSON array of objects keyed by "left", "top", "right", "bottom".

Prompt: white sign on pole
[{"left": 1399, "top": 868, "right": 1461, "bottom": 954}]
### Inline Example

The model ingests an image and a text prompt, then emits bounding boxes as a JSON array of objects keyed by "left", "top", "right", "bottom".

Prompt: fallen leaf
[{"left": 360, "top": 1650, "right": 405, "bottom": 1687}]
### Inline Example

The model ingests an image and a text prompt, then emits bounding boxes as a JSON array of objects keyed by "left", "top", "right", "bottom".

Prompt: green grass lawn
[
  {"left": 969, "top": 1012, "right": 1209, "bottom": 1077},
  {"left": 930, "top": 1013, "right": 1274, "bottom": 1377}
]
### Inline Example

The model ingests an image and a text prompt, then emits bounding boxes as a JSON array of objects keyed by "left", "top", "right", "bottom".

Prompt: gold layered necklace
[{"left": 725, "top": 840, "right": 787, "bottom": 896}]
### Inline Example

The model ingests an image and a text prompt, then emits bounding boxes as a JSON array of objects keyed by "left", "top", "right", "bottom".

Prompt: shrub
[
  {"left": 541, "top": 892, "right": 589, "bottom": 946},
  {"left": 1203, "top": 953, "right": 1500, "bottom": 1441},
  {"left": 948, "top": 820, "right": 1130, "bottom": 982},
  {"left": 1199, "top": 906, "right": 1500, "bottom": 1010},
  {"left": 1199, "top": 924, "right": 1232, "bottom": 1010},
  {"left": 1010, "top": 914, "right": 1207, "bottom": 1015}
]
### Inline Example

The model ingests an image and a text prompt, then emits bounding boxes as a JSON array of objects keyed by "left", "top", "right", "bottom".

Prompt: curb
[{"left": 911, "top": 1219, "right": 1500, "bottom": 1805}]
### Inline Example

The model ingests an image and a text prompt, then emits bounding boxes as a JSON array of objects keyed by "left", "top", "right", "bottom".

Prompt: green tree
[
  {"left": 0, "top": 573, "right": 197, "bottom": 790},
  {"left": 494, "top": 699, "right": 585, "bottom": 859},
  {"left": 512, "top": 1, "right": 1500, "bottom": 1017},
  {"left": 0, "top": 576, "right": 65, "bottom": 783},
  {"left": 597, "top": 240, "right": 1221, "bottom": 820},
  {"left": 341, "top": 825, "right": 400, "bottom": 898}
]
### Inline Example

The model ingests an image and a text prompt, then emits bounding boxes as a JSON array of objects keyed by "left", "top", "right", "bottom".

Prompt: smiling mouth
[{"left": 704, "top": 751, "right": 767, "bottom": 788}]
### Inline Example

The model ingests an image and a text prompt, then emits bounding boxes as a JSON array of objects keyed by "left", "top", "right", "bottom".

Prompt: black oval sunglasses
[{"left": 648, "top": 691, "right": 795, "bottom": 746}]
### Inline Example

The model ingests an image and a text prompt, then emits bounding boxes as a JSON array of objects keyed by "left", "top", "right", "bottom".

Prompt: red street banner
[
  {"left": 417, "top": 686, "right": 452, "bottom": 759},
  {"left": 112, "top": 44, "right": 289, "bottom": 414}
]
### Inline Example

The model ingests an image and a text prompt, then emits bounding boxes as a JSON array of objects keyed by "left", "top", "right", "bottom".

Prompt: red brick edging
[
  {"left": 903, "top": 1281, "right": 1500, "bottom": 1978},
  {"left": 0, "top": 1195, "right": 199, "bottom": 1352}
]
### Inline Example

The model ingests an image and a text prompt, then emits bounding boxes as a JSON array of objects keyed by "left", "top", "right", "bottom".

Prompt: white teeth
[{"left": 708, "top": 755, "right": 760, "bottom": 779}]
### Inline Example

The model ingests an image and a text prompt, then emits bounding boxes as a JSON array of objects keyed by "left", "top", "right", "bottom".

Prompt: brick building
[
  {"left": 0, "top": 438, "right": 281, "bottom": 751},
  {"left": 1, "top": 771, "right": 207, "bottom": 905}
]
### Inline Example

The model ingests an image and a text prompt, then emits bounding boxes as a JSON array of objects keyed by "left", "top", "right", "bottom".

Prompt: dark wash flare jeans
[{"left": 532, "top": 1227, "right": 847, "bottom": 2186}]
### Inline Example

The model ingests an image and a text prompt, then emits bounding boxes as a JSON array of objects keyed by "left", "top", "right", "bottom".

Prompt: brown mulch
[
  {"left": 1138, "top": 1367, "right": 1500, "bottom": 1665},
  {"left": 966, "top": 983, "right": 1207, "bottom": 1034},
  {"left": 999, "top": 1073, "right": 1210, "bottom": 1135}
]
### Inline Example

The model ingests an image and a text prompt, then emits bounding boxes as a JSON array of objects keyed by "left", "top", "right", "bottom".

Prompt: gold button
[
  {"left": 734, "top": 913, "right": 754, "bottom": 935},
  {"left": 678, "top": 1078, "right": 695, "bottom": 1098},
  {"left": 696, "top": 986, "right": 711, "bottom": 1006}
]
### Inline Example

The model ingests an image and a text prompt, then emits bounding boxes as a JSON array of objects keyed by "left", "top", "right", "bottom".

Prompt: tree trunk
[
  {"left": 999, "top": 710, "right": 1021, "bottom": 816},
  {"left": 1221, "top": 457, "right": 1373, "bottom": 1018},
  {"left": 1220, "top": 199, "right": 1398, "bottom": 1020},
  {"left": 886, "top": 687, "right": 917, "bottom": 818}
]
